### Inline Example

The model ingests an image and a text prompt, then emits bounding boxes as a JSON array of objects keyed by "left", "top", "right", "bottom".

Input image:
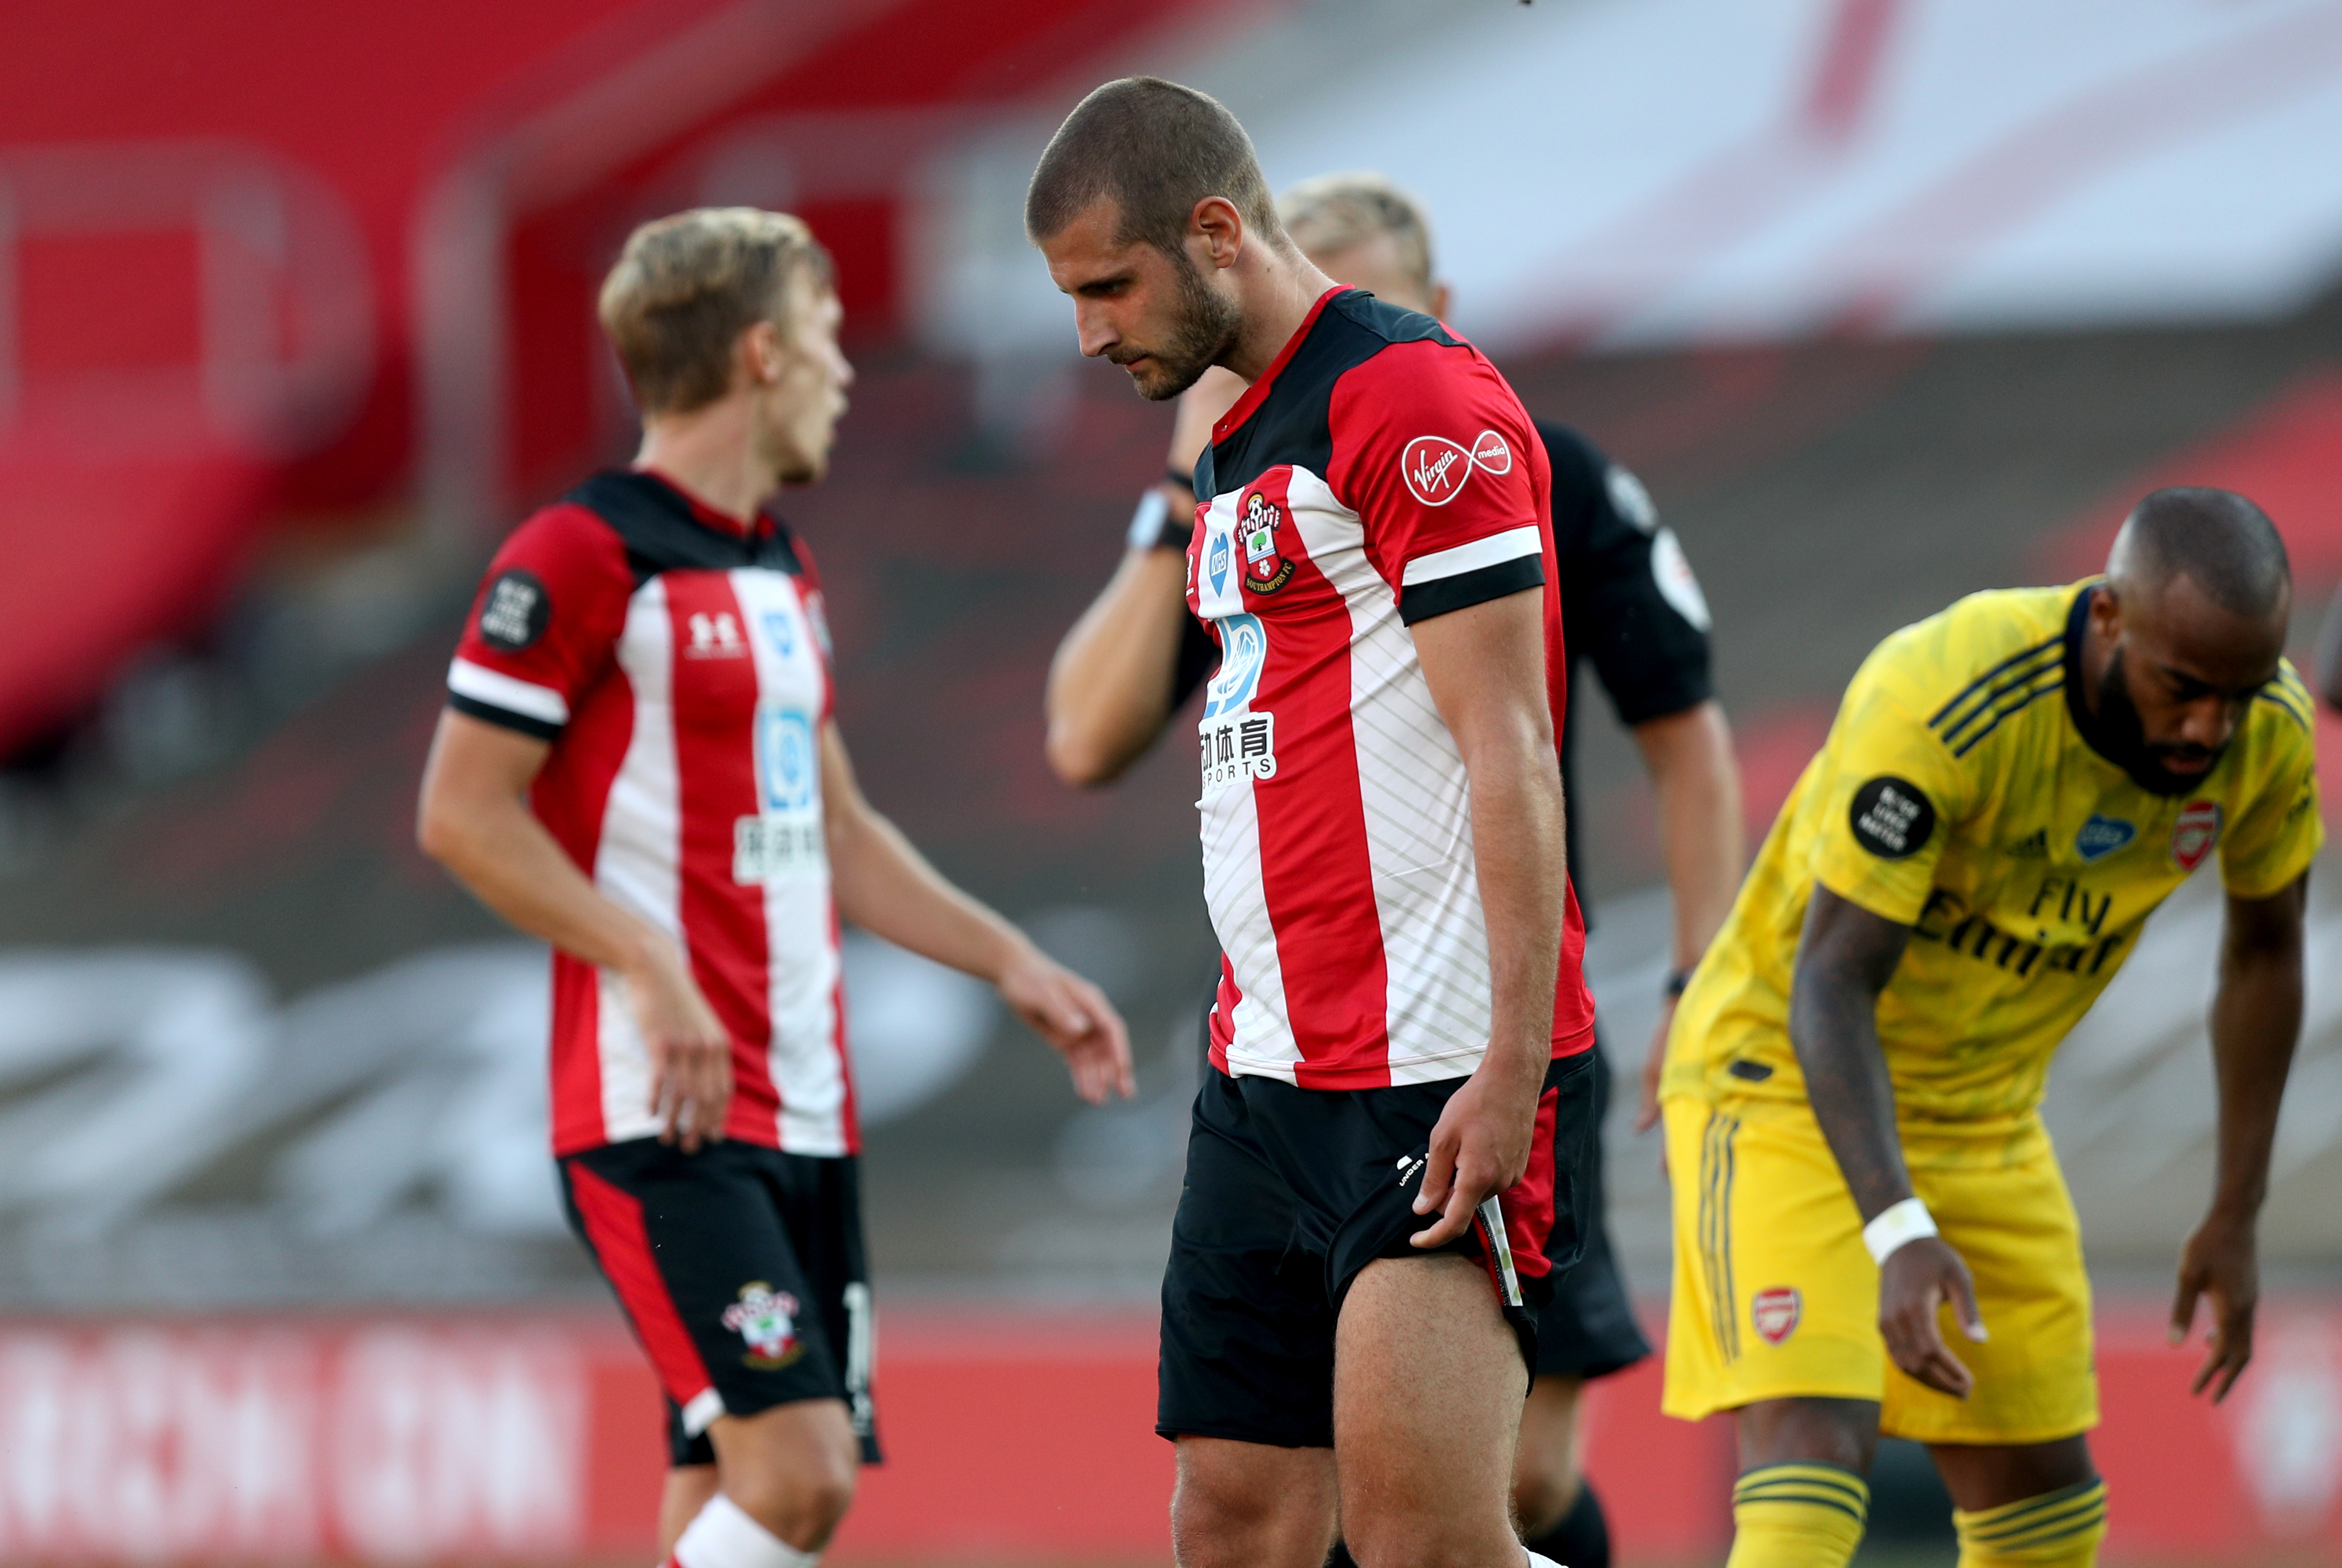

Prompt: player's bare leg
[
  {"left": 1931, "top": 1438, "right": 2105, "bottom": 1567},
  {"left": 659, "top": 1465, "right": 722, "bottom": 1557},
  {"left": 1736, "top": 1395, "right": 1878, "bottom": 1474},
  {"left": 1511, "top": 1374, "right": 1586, "bottom": 1536},
  {"left": 1335, "top": 1254, "right": 1526, "bottom": 1568},
  {"left": 1170, "top": 1437, "right": 1337, "bottom": 1568},
  {"left": 706, "top": 1399, "right": 860, "bottom": 1552}
]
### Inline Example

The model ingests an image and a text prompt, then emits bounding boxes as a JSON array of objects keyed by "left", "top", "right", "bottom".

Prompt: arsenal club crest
[
  {"left": 1239, "top": 490, "right": 1296, "bottom": 594},
  {"left": 2171, "top": 801, "right": 2222, "bottom": 872},
  {"left": 1751, "top": 1286, "right": 1801, "bottom": 1346}
]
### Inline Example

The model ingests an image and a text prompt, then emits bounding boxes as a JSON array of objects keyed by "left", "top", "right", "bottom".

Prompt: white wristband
[
  {"left": 1863, "top": 1197, "right": 1937, "bottom": 1265},
  {"left": 1126, "top": 487, "right": 1172, "bottom": 550}
]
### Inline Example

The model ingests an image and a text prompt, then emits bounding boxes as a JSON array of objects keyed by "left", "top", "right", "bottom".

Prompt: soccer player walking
[
  {"left": 417, "top": 209, "right": 1132, "bottom": 1568},
  {"left": 1660, "top": 489, "right": 2317, "bottom": 1567},
  {"left": 1045, "top": 172, "right": 1744, "bottom": 1568},
  {"left": 1030, "top": 80, "right": 1599, "bottom": 1568}
]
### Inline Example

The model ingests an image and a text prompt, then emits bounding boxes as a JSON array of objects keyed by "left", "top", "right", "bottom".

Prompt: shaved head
[
  {"left": 2082, "top": 485, "right": 2291, "bottom": 794},
  {"left": 2106, "top": 486, "right": 2290, "bottom": 621}
]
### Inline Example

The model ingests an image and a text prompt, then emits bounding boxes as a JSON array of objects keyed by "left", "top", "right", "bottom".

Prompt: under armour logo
[{"left": 687, "top": 611, "right": 746, "bottom": 657}]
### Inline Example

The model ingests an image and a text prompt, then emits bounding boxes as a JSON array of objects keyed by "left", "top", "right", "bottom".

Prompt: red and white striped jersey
[
  {"left": 446, "top": 470, "right": 855, "bottom": 1157},
  {"left": 1186, "top": 288, "right": 1599, "bottom": 1089}
]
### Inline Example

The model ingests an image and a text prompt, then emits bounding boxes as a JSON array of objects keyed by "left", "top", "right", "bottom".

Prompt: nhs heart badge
[
  {"left": 1207, "top": 531, "right": 1231, "bottom": 595},
  {"left": 2073, "top": 814, "right": 2136, "bottom": 862}
]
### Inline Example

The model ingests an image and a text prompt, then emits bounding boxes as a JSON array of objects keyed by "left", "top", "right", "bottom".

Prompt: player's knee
[
  {"left": 1954, "top": 1479, "right": 2108, "bottom": 1568},
  {"left": 725, "top": 1446, "right": 857, "bottom": 1550}
]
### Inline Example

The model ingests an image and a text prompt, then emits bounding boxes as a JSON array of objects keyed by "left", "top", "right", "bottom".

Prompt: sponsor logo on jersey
[
  {"left": 478, "top": 569, "right": 550, "bottom": 651},
  {"left": 2172, "top": 801, "right": 2223, "bottom": 872},
  {"left": 1206, "top": 530, "right": 1232, "bottom": 596},
  {"left": 686, "top": 610, "right": 748, "bottom": 659},
  {"left": 1200, "top": 711, "right": 1277, "bottom": 795},
  {"left": 722, "top": 1282, "right": 805, "bottom": 1369},
  {"left": 1239, "top": 489, "right": 1295, "bottom": 594},
  {"left": 1400, "top": 428, "right": 1513, "bottom": 506},
  {"left": 1850, "top": 776, "right": 1934, "bottom": 859},
  {"left": 1752, "top": 1287, "right": 1801, "bottom": 1345},
  {"left": 2074, "top": 814, "right": 2136, "bottom": 862}
]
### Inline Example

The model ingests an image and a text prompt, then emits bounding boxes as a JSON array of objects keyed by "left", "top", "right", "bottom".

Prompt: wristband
[
  {"left": 1125, "top": 487, "right": 1170, "bottom": 551},
  {"left": 1166, "top": 465, "right": 1196, "bottom": 494},
  {"left": 1862, "top": 1197, "right": 1938, "bottom": 1265}
]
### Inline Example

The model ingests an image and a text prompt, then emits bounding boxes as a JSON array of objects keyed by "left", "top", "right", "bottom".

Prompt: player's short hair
[
  {"left": 1025, "top": 77, "right": 1286, "bottom": 256},
  {"left": 1279, "top": 171, "right": 1435, "bottom": 291},
  {"left": 598, "top": 207, "right": 834, "bottom": 417},
  {"left": 2119, "top": 486, "right": 2291, "bottom": 619}
]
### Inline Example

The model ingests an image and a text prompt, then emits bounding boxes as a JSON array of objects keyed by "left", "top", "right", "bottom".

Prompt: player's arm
[
  {"left": 818, "top": 720, "right": 1133, "bottom": 1103},
  {"left": 1791, "top": 885, "right": 1988, "bottom": 1399},
  {"left": 1043, "top": 369, "right": 1245, "bottom": 785},
  {"left": 418, "top": 710, "right": 733, "bottom": 1150},
  {"left": 1630, "top": 700, "right": 1744, "bottom": 1127},
  {"left": 1408, "top": 587, "right": 1569, "bottom": 1247},
  {"left": 2170, "top": 871, "right": 2309, "bottom": 1401}
]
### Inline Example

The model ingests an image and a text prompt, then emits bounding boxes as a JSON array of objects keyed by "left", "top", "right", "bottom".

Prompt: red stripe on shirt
[
  {"left": 1242, "top": 468, "right": 1394, "bottom": 1088},
  {"left": 540, "top": 663, "right": 637, "bottom": 1153},
  {"left": 660, "top": 572, "right": 781, "bottom": 1147},
  {"left": 563, "top": 1160, "right": 713, "bottom": 1406}
]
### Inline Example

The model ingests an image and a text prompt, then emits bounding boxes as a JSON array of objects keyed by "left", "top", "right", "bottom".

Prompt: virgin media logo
[{"left": 1401, "top": 429, "right": 1513, "bottom": 506}]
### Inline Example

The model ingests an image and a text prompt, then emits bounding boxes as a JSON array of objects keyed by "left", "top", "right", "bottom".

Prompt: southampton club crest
[
  {"left": 1239, "top": 489, "right": 1296, "bottom": 594},
  {"left": 722, "top": 1282, "right": 806, "bottom": 1369}
]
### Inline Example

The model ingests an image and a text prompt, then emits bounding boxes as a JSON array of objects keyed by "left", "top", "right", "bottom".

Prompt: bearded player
[
  {"left": 1032, "top": 79, "right": 1599, "bottom": 1568},
  {"left": 1046, "top": 170, "right": 1744, "bottom": 1568},
  {"left": 1660, "top": 488, "right": 2317, "bottom": 1568},
  {"left": 418, "top": 209, "right": 1132, "bottom": 1568}
]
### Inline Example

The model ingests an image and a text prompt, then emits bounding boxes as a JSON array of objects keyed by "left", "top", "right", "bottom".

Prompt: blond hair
[
  {"left": 598, "top": 208, "right": 834, "bottom": 416},
  {"left": 1278, "top": 171, "right": 1435, "bottom": 292}
]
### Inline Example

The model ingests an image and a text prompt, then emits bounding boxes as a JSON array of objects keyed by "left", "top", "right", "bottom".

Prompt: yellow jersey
[{"left": 1665, "top": 580, "right": 2321, "bottom": 1145}]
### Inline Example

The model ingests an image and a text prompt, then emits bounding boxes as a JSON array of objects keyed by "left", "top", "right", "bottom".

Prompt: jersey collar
[
  {"left": 1212, "top": 286, "right": 1354, "bottom": 445},
  {"left": 632, "top": 466, "right": 769, "bottom": 540}
]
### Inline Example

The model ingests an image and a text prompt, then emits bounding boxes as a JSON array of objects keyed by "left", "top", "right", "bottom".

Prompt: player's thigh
[
  {"left": 1334, "top": 1253, "right": 1524, "bottom": 1549},
  {"left": 1661, "top": 1097, "right": 1884, "bottom": 1421},
  {"left": 1885, "top": 1137, "right": 2096, "bottom": 1446}
]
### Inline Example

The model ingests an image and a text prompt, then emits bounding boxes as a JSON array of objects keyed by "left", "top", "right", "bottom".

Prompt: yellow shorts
[{"left": 1662, "top": 1094, "right": 2097, "bottom": 1445}]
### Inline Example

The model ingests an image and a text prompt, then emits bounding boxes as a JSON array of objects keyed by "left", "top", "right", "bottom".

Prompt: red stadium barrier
[{"left": 0, "top": 1304, "right": 2336, "bottom": 1563}]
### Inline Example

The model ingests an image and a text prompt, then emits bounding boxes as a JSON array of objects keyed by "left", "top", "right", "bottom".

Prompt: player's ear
[
  {"left": 1192, "top": 196, "right": 1243, "bottom": 271},
  {"left": 1430, "top": 281, "right": 1452, "bottom": 320},
  {"left": 738, "top": 319, "right": 784, "bottom": 388}
]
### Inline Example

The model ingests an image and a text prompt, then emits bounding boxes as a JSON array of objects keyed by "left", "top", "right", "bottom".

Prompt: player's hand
[
  {"left": 998, "top": 942, "right": 1134, "bottom": 1104},
  {"left": 1635, "top": 995, "right": 1675, "bottom": 1136},
  {"left": 1412, "top": 1054, "right": 1541, "bottom": 1249},
  {"left": 2170, "top": 1210, "right": 2258, "bottom": 1402},
  {"left": 627, "top": 944, "right": 733, "bottom": 1153},
  {"left": 1878, "top": 1236, "right": 1987, "bottom": 1399}
]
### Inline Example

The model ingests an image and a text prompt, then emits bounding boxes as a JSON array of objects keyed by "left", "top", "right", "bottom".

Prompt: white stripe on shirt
[{"left": 1400, "top": 524, "right": 1543, "bottom": 586}]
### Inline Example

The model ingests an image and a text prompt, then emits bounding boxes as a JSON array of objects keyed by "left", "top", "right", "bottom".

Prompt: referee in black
[{"left": 1043, "top": 171, "right": 1744, "bottom": 1568}]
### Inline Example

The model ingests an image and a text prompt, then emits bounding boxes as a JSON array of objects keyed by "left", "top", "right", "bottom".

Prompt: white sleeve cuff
[
  {"left": 448, "top": 657, "right": 570, "bottom": 726},
  {"left": 1401, "top": 524, "right": 1543, "bottom": 586}
]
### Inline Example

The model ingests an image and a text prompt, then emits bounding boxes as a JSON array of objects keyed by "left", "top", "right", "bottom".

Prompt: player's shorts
[
  {"left": 1660, "top": 1093, "right": 2097, "bottom": 1445},
  {"left": 558, "top": 1138, "right": 881, "bottom": 1468},
  {"left": 1157, "top": 1051, "right": 1596, "bottom": 1449},
  {"left": 1535, "top": 1040, "right": 1653, "bottom": 1381}
]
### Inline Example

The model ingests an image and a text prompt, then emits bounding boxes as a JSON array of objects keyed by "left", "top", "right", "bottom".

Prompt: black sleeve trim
[
  {"left": 448, "top": 693, "right": 562, "bottom": 742},
  {"left": 1398, "top": 555, "right": 1546, "bottom": 626},
  {"left": 1612, "top": 672, "right": 1717, "bottom": 728}
]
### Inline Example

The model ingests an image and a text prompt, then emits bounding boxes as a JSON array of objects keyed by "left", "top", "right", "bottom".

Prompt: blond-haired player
[{"left": 1661, "top": 488, "right": 2317, "bottom": 1568}]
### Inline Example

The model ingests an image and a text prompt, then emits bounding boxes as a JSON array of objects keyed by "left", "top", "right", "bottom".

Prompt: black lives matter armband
[
  {"left": 1849, "top": 775, "right": 1935, "bottom": 859},
  {"left": 478, "top": 569, "right": 551, "bottom": 651}
]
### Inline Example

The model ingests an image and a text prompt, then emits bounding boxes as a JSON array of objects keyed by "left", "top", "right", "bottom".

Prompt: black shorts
[
  {"left": 558, "top": 1139, "right": 880, "bottom": 1468},
  {"left": 1156, "top": 1052, "right": 1597, "bottom": 1449},
  {"left": 1534, "top": 1040, "right": 1654, "bottom": 1381}
]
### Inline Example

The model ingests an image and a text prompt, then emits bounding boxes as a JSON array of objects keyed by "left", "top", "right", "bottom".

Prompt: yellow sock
[
  {"left": 1726, "top": 1463, "right": 1869, "bottom": 1568},
  {"left": 1954, "top": 1479, "right": 2108, "bottom": 1567}
]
